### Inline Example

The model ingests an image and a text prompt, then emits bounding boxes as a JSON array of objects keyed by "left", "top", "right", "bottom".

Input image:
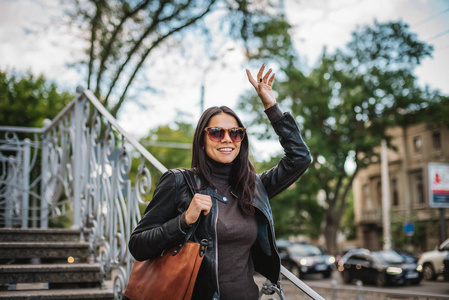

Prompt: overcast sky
[{"left": 1, "top": 0, "right": 448, "bottom": 159}]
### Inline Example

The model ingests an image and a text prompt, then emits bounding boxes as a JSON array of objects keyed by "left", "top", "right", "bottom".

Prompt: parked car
[
  {"left": 417, "top": 238, "right": 449, "bottom": 280},
  {"left": 442, "top": 252, "right": 449, "bottom": 281},
  {"left": 335, "top": 247, "right": 366, "bottom": 265},
  {"left": 277, "top": 241, "right": 335, "bottom": 279},
  {"left": 393, "top": 248, "right": 419, "bottom": 263},
  {"left": 339, "top": 249, "right": 423, "bottom": 286}
]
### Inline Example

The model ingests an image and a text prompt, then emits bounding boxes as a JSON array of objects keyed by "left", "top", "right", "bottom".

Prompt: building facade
[{"left": 353, "top": 122, "right": 449, "bottom": 252}]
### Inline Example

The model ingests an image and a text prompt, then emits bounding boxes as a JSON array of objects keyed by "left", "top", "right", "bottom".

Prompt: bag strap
[
  {"left": 180, "top": 168, "right": 197, "bottom": 197},
  {"left": 172, "top": 169, "right": 203, "bottom": 256}
]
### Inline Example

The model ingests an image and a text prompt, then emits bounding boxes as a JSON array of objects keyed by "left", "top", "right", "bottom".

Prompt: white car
[{"left": 418, "top": 238, "right": 449, "bottom": 280}]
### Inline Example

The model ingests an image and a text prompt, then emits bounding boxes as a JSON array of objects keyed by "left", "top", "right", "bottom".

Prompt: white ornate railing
[
  {"left": 0, "top": 87, "right": 324, "bottom": 300},
  {"left": 0, "top": 127, "right": 42, "bottom": 228},
  {"left": 0, "top": 87, "right": 167, "bottom": 297}
]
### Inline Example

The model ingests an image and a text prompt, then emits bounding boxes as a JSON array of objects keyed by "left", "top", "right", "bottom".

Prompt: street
[
  {"left": 256, "top": 270, "right": 449, "bottom": 299},
  {"left": 303, "top": 270, "right": 448, "bottom": 299}
]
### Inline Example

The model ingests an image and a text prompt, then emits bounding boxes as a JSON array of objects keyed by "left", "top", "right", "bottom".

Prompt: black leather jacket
[{"left": 129, "top": 112, "right": 311, "bottom": 300}]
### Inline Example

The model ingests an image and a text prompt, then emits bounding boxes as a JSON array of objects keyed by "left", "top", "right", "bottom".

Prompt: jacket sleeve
[
  {"left": 259, "top": 108, "right": 312, "bottom": 199},
  {"left": 128, "top": 170, "right": 189, "bottom": 261}
]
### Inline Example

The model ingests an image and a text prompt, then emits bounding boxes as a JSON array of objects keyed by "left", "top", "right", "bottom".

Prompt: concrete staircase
[{"left": 0, "top": 228, "right": 114, "bottom": 299}]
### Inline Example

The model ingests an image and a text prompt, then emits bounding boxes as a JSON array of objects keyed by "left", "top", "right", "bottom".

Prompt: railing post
[
  {"left": 21, "top": 138, "right": 31, "bottom": 228},
  {"left": 40, "top": 132, "right": 49, "bottom": 228},
  {"left": 72, "top": 95, "right": 84, "bottom": 229},
  {"left": 331, "top": 279, "right": 337, "bottom": 300},
  {"left": 5, "top": 162, "right": 13, "bottom": 227},
  {"left": 356, "top": 280, "right": 364, "bottom": 300}
]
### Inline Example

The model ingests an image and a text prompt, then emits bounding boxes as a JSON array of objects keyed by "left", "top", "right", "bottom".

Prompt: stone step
[
  {"left": 0, "top": 263, "right": 102, "bottom": 285},
  {"left": 0, "top": 241, "right": 90, "bottom": 260},
  {"left": 0, "top": 288, "right": 113, "bottom": 299},
  {"left": 0, "top": 228, "right": 82, "bottom": 242}
]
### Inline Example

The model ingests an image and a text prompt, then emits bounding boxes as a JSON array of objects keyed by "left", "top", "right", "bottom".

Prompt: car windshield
[
  {"left": 289, "top": 244, "right": 322, "bottom": 256},
  {"left": 371, "top": 250, "right": 404, "bottom": 263}
]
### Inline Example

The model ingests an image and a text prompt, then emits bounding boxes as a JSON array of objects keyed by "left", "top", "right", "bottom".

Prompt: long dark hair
[{"left": 191, "top": 106, "right": 256, "bottom": 215}]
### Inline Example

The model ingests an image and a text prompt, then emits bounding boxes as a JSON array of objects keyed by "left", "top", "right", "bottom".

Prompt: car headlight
[
  {"left": 416, "top": 264, "right": 423, "bottom": 272},
  {"left": 386, "top": 267, "right": 402, "bottom": 274},
  {"left": 300, "top": 258, "right": 309, "bottom": 266},
  {"left": 327, "top": 256, "right": 336, "bottom": 264}
]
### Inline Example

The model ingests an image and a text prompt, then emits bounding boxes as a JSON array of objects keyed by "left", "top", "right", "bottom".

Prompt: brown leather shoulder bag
[{"left": 124, "top": 169, "right": 206, "bottom": 300}]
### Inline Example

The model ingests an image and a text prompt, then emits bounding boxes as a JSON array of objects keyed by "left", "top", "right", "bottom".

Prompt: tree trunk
[{"left": 324, "top": 214, "right": 340, "bottom": 255}]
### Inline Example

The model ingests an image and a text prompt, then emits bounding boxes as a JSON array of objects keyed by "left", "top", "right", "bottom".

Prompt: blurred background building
[{"left": 353, "top": 121, "right": 449, "bottom": 251}]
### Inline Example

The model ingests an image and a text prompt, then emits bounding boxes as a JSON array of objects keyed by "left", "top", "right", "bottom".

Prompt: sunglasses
[{"left": 204, "top": 127, "right": 246, "bottom": 142}]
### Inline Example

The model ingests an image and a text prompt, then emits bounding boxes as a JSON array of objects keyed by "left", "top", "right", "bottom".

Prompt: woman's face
[{"left": 204, "top": 113, "right": 241, "bottom": 164}]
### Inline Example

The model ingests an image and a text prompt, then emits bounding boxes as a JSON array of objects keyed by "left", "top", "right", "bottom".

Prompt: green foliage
[
  {"left": 0, "top": 70, "right": 73, "bottom": 127},
  {"left": 141, "top": 122, "right": 193, "bottom": 170},
  {"left": 246, "top": 18, "right": 296, "bottom": 65},
  {"left": 238, "top": 20, "right": 442, "bottom": 254},
  {"left": 255, "top": 156, "right": 325, "bottom": 239},
  {"left": 390, "top": 219, "right": 427, "bottom": 250},
  {"left": 340, "top": 194, "right": 356, "bottom": 240}
]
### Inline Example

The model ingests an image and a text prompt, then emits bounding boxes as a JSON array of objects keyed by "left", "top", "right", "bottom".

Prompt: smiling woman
[{"left": 127, "top": 65, "right": 312, "bottom": 299}]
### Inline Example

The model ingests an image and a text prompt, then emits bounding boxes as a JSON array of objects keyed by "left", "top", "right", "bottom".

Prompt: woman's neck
[{"left": 206, "top": 155, "right": 232, "bottom": 187}]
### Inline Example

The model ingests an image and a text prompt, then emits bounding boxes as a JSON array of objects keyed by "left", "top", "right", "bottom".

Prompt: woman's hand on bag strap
[{"left": 185, "top": 194, "right": 212, "bottom": 225}]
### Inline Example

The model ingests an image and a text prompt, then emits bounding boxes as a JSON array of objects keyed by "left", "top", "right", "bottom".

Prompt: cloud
[{"left": 0, "top": 0, "right": 82, "bottom": 87}]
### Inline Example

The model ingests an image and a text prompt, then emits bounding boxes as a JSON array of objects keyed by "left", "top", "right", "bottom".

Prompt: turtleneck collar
[{"left": 205, "top": 155, "right": 233, "bottom": 183}]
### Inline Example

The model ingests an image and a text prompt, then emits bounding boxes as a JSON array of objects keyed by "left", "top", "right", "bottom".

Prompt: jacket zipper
[{"left": 214, "top": 198, "right": 220, "bottom": 296}]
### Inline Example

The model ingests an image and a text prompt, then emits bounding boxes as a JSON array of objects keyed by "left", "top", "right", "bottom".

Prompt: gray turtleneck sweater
[{"left": 208, "top": 158, "right": 259, "bottom": 300}]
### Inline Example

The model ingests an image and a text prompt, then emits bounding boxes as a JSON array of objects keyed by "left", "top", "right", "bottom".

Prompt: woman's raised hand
[
  {"left": 246, "top": 64, "right": 277, "bottom": 110},
  {"left": 184, "top": 194, "right": 212, "bottom": 225}
]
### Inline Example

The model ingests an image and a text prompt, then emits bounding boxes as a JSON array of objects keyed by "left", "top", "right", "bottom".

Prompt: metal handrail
[
  {"left": 280, "top": 266, "right": 325, "bottom": 300},
  {"left": 81, "top": 89, "right": 167, "bottom": 174},
  {"left": 0, "top": 126, "right": 43, "bottom": 134}
]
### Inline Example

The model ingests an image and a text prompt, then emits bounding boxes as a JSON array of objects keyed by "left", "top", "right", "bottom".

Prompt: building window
[
  {"left": 363, "top": 184, "right": 372, "bottom": 209},
  {"left": 415, "top": 174, "right": 425, "bottom": 204},
  {"left": 392, "top": 179, "right": 399, "bottom": 206},
  {"left": 376, "top": 180, "right": 382, "bottom": 208},
  {"left": 413, "top": 136, "right": 422, "bottom": 153},
  {"left": 432, "top": 131, "right": 441, "bottom": 150}
]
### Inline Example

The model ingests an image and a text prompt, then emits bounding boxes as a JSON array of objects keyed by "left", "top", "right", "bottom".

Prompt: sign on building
[{"left": 428, "top": 162, "right": 449, "bottom": 208}]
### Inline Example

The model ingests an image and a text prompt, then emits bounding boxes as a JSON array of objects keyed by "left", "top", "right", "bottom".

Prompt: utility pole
[
  {"left": 199, "top": 47, "right": 234, "bottom": 115},
  {"left": 381, "top": 139, "right": 392, "bottom": 250}
]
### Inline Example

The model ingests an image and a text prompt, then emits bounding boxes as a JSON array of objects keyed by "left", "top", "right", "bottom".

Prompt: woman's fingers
[
  {"left": 262, "top": 68, "right": 272, "bottom": 83},
  {"left": 267, "top": 72, "right": 275, "bottom": 86},
  {"left": 257, "top": 64, "right": 265, "bottom": 82},
  {"left": 246, "top": 64, "right": 277, "bottom": 109},
  {"left": 185, "top": 194, "right": 212, "bottom": 225},
  {"left": 246, "top": 69, "right": 257, "bottom": 88},
  {"left": 247, "top": 65, "right": 274, "bottom": 87}
]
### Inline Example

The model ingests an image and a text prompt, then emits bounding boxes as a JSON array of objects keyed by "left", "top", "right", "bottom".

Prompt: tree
[
  {"left": 140, "top": 121, "right": 194, "bottom": 171},
  {"left": 64, "top": 0, "right": 287, "bottom": 117},
  {"left": 0, "top": 70, "right": 73, "bottom": 127},
  {"left": 254, "top": 155, "right": 325, "bottom": 240},
  {"left": 313, "top": 20, "right": 438, "bottom": 254},
  {"left": 239, "top": 20, "right": 440, "bottom": 254}
]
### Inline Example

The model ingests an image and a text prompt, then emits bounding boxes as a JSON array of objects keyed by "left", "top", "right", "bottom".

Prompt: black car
[
  {"left": 443, "top": 252, "right": 449, "bottom": 281},
  {"left": 277, "top": 241, "right": 335, "bottom": 278},
  {"left": 393, "top": 248, "right": 419, "bottom": 263},
  {"left": 338, "top": 249, "right": 423, "bottom": 286}
]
